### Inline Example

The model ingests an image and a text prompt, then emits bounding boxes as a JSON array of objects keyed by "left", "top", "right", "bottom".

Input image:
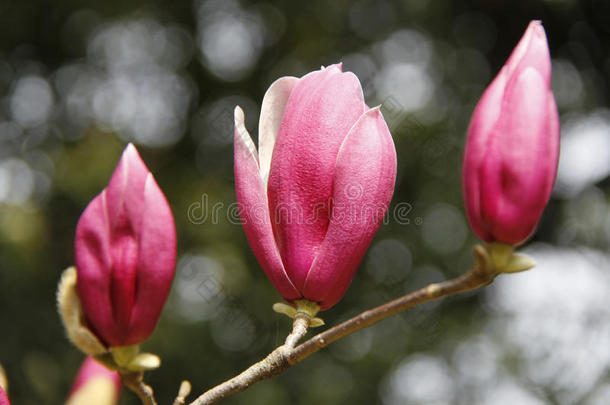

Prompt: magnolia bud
[
  {"left": 74, "top": 144, "right": 176, "bottom": 347},
  {"left": 462, "top": 21, "right": 559, "bottom": 246},
  {"left": 234, "top": 64, "right": 396, "bottom": 312}
]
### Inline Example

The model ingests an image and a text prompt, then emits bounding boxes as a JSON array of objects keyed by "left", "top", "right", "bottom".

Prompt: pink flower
[
  {"left": 462, "top": 21, "right": 560, "bottom": 246},
  {"left": 234, "top": 64, "right": 397, "bottom": 310},
  {"left": 0, "top": 386, "right": 9, "bottom": 405},
  {"left": 75, "top": 144, "right": 176, "bottom": 347},
  {"left": 67, "top": 357, "right": 121, "bottom": 405}
]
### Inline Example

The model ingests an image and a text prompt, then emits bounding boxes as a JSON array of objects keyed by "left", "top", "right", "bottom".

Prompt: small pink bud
[
  {"left": 0, "top": 386, "right": 9, "bottom": 405},
  {"left": 462, "top": 21, "right": 560, "bottom": 245},
  {"left": 67, "top": 357, "right": 121, "bottom": 405},
  {"left": 234, "top": 64, "right": 397, "bottom": 310},
  {"left": 75, "top": 144, "right": 176, "bottom": 347}
]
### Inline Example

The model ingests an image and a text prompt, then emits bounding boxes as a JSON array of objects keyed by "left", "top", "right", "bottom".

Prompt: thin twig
[
  {"left": 121, "top": 371, "right": 158, "bottom": 405},
  {"left": 189, "top": 257, "right": 496, "bottom": 405},
  {"left": 284, "top": 314, "right": 311, "bottom": 348},
  {"left": 288, "top": 267, "right": 490, "bottom": 364},
  {"left": 187, "top": 312, "right": 312, "bottom": 404},
  {"left": 188, "top": 345, "right": 291, "bottom": 405}
]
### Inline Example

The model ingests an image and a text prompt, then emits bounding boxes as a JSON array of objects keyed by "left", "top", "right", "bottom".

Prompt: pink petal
[
  {"left": 75, "top": 192, "right": 117, "bottom": 344},
  {"left": 103, "top": 145, "right": 149, "bottom": 340},
  {"left": 480, "top": 67, "right": 558, "bottom": 244},
  {"left": 302, "top": 107, "right": 397, "bottom": 310},
  {"left": 267, "top": 64, "right": 366, "bottom": 290},
  {"left": 104, "top": 144, "right": 148, "bottom": 234},
  {"left": 258, "top": 76, "right": 299, "bottom": 186},
  {"left": 126, "top": 174, "right": 176, "bottom": 345},
  {"left": 505, "top": 21, "right": 551, "bottom": 86},
  {"left": 75, "top": 144, "right": 176, "bottom": 346},
  {"left": 234, "top": 107, "right": 301, "bottom": 300},
  {"left": 462, "top": 66, "right": 509, "bottom": 242},
  {"left": 463, "top": 20, "right": 555, "bottom": 244}
]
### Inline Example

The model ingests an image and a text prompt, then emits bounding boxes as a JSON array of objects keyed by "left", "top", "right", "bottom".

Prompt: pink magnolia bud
[
  {"left": 67, "top": 357, "right": 121, "bottom": 405},
  {"left": 462, "top": 21, "right": 560, "bottom": 246},
  {"left": 75, "top": 144, "right": 176, "bottom": 347},
  {"left": 234, "top": 64, "right": 397, "bottom": 310},
  {"left": 0, "top": 386, "right": 9, "bottom": 405}
]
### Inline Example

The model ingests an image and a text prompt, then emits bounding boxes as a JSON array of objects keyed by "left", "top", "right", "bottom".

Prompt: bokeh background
[{"left": 0, "top": 0, "right": 609, "bottom": 404}]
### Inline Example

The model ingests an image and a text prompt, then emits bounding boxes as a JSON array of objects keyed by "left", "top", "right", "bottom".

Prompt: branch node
[{"left": 425, "top": 283, "right": 441, "bottom": 297}]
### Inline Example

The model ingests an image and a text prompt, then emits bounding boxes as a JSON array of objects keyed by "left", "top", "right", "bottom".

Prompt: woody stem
[
  {"left": 120, "top": 371, "right": 158, "bottom": 405},
  {"left": 188, "top": 252, "right": 497, "bottom": 405}
]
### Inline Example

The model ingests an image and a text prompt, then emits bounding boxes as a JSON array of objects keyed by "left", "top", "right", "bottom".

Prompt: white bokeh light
[
  {"left": 10, "top": 76, "right": 54, "bottom": 128},
  {"left": 0, "top": 158, "right": 35, "bottom": 205},
  {"left": 378, "top": 29, "right": 433, "bottom": 67},
  {"left": 477, "top": 377, "right": 546, "bottom": 405},
  {"left": 55, "top": 18, "right": 194, "bottom": 147},
  {"left": 453, "top": 335, "right": 501, "bottom": 386},
  {"left": 171, "top": 254, "right": 226, "bottom": 323},
  {"left": 486, "top": 244, "right": 610, "bottom": 404},
  {"left": 196, "top": 0, "right": 266, "bottom": 81},
  {"left": 376, "top": 63, "right": 434, "bottom": 112},
  {"left": 382, "top": 354, "right": 455, "bottom": 405},
  {"left": 373, "top": 29, "right": 438, "bottom": 113},
  {"left": 556, "top": 110, "right": 610, "bottom": 197}
]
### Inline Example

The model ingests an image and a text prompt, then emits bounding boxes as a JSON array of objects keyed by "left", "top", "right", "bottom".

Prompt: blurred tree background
[{"left": 0, "top": 0, "right": 609, "bottom": 404}]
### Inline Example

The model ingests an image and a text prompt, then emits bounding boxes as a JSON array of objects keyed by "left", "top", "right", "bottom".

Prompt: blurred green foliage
[{"left": 0, "top": 1, "right": 609, "bottom": 404}]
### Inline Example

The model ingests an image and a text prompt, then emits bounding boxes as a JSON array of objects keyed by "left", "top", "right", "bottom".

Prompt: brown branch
[
  {"left": 288, "top": 267, "right": 491, "bottom": 364},
  {"left": 188, "top": 345, "right": 291, "bottom": 405},
  {"left": 121, "top": 371, "right": 158, "bottom": 405},
  {"left": 189, "top": 249, "right": 497, "bottom": 405},
  {"left": 284, "top": 315, "right": 311, "bottom": 348}
]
